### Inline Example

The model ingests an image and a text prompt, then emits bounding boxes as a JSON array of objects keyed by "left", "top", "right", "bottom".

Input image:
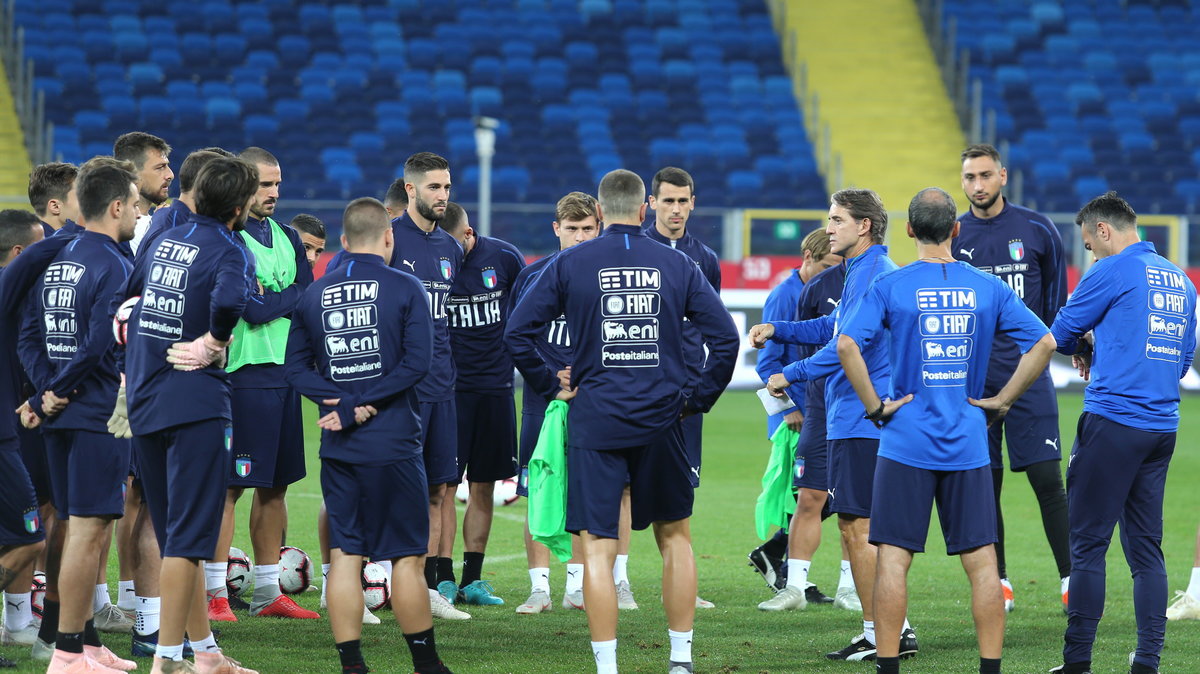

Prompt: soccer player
[
  {"left": 208, "top": 147, "right": 317, "bottom": 622},
  {"left": 123, "top": 156, "right": 261, "bottom": 674},
  {"left": 952, "top": 144, "right": 1071, "bottom": 611},
  {"left": 1167, "top": 523, "right": 1200, "bottom": 620},
  {"left": 838, "top": 187, "right": 1056, "bottom": 674},
  {"left": 749, "top": 189, "right": 919, "bottom": 661},
  {"left": 139, "top": 150, "right": 226, "bottom": 262},
  {"left": 383, "top": 178, "right": 409, "bottom": 219},
  {"left": 438, "top": 202, "right": 525, "bottom": 606},
  {"left": 17, "top": 160, "right": 142, "bottom": 673},
  {"left": 507, "top": 191, "right": 599, "bottom": 614},
  {"left": 0, "top": 210, "right": 45, "bottom": 265},
  {"left": 752, "top": 228, "right": 846, "bottom": 611},
  {"left": 1047, "top": 192, "right": 1196, "bottom": 674},
  {"left": 113, "top": 133, "right": 173, "bottom": 256},
  {"left": 27, "top": 163, "right": 80, "bottom": 237},
  {"left": 286, "top": 196, "right": 452, "bottom": 674},
  {"left": 289, "top": 214, "right": 326, "bottom": 268},
  {"left": 506, "top": 169, "right": 740, "bottom": 674}
]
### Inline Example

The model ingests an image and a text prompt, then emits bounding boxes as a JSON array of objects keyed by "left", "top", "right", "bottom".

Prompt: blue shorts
[
  {"left": 681, "top": 413, "right": 703, "bottom": 487},
  {"left": 827, "top": 437, "right": 878, "bottom": 518},
  {"left": 0, "top": 437, "right": 45, "bottom": 545},
  {"left": 515, "top": 410, "right": 544, "bottom": 497},
  {"left": 43, "top": 429, "right": 129, "bottom": 520},
  {"left": 455, "top": 391, "right": 517, "bottom": 483},
  {"left": 16, "top": 424, "right": 51, "bottom": 504},
  {"left": 566, "top": 423, "right": 692, "bottom": 539},
  {"left": 420, "top": 399, "right": 459, "bottom": 485},
  {"left": 322, "top": 455, "right": 428, "bottom": 560},
  {"left": 229, "top": 387, "right": 306, "bottom": 488},
  {"left": 793, "top": 411, "right": 828, "bottom": 491},
  {"left": 870, "top": 457, "right": 997, "bottom": 554},
  {"left": 988, "top": 369, "right": 1061, "bottom": 471},
  {"left": 135, "top": 418, "right": 231, "bottom": 559}
]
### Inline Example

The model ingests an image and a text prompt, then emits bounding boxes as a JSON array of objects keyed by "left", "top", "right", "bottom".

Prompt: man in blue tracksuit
[
  {"left": 750, "top": 189, "right": 919, "bottom": 661},
  {"left": 138, "top": 149, "right": 229, "bottom": 266},
  {"left": 1048, "top": 192, "right": 1196, "bottom": 674},
  {"left": 507, "top": 191, "right": 599, "bottom": 614},
  {"left": 439, "top": 202, "right": 525, "bottom": 606},
  {"left": 122, "top": 156, "right": 261, "bottom": 673},
  {"left": 952, "top": 144, "right": 1071, "bottom": 610},
  {"left": 839, "top": 187, "right": 1056, "bottom": 674},
  {"left": 507, "top": 170, "right": 739, "bottom": 674},
  {"left": 285, "top": 197, "right": 452, "bottom": 674}
]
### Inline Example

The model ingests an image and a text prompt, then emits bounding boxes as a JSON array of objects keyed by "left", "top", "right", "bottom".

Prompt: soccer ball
[
  {"left": 112, "top": 296, "right": 140, "bottom": 345},
  {"left": 361, "top": 562, "right": 390, "bottom": 611},
  {"left": 226, "top": 547, "right": 253, "bottom": 597},
  {"left": 31, "top": 571, "right": 46, "bottom": 620},
  {"left": 455, "top": 478, "right": 520, "bottom": 506},
  {"left": 279, "top": 546, "right": 313, "bottom": 595}
]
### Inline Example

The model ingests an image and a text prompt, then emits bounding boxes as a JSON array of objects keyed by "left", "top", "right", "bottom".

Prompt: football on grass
[
  {"left": 279, "top": 546, "right": 313, "bottom": 595},
  {"left": 226, "top": 547, "right": 253, "bottom": 597},
  {"left": 362, "top": 562, "right": 390, "bottom": 611}
]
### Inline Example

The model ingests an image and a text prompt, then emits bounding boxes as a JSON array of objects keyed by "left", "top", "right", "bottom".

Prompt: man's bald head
[{"left": 908, "top": 187, "right": 958, "bottom": 244}]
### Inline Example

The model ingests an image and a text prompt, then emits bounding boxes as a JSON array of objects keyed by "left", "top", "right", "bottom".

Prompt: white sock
[
  {"left": 321, "top": 564, "right": 331, "bottom": 603},
  {"left": 134, "top": 596, "right": 160, "bottom": 636},
  {"left": 191, "top": 633, "right": 220, "bottom": 653},
  {"left": 838, "top": 559, "right": 855, "bottom": 591},
  {"left": 117, "top": 580, "right": 136, "bottom": 611},
  {"left": 1061, "top": 576, "right": 1070, "bottom": 596},
  {"left": 530, "top": 567, "right": 550, "bottom": 594},
  {"left": 155, "top": 642, "right": 184, "bottom": 661},
  {"left": 612, "top": 555, "right": 629, "bottom": 585},
  {"left": 93, "top": 584, "right": 110, "bottom": 612},
  {"left": 253, "top": 564, "right": 280, "bottom": 602},
  {"left": 565, "top": 563, "right": 584, "bottom": 594},
  {"left": 3, "top": 592, "right": 32, "bottom": 631},
  {"left": 204, "top": 562, "right": 228, "bottom": 593},
  {"left": 377, "top": 560, "right": 392, "bottom": 578},
  {"left": 1188, "top": 567, "right": 1200, "bottom": 601},
  {"left": 785, "top": 559, "right": 811, "bottom": 590},
  {"left": 668, "top": 629, "right": 692, "bottom": 663},
  {"left": 591, "top": 639, "right": 617, "bottom": 674},
  {"left": 862, "top": 620, "right": 875, "bottom": 645}
]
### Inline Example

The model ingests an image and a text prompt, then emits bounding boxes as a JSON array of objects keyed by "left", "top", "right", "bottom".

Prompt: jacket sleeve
[
  {"left": 755, "top": 284, "right": 804, "bottom": 410},
  {"left": 210, "top": 246, "right": 252, "bottom": 342},
  {"left": 1040, "top": 217, "right": 1068, "bottom": 323},
  {"left": 17, "top": 292, "right": 53, "bottom": 415},
  {"left": 1049, "top": 261, "right": 1112, "bottom": 355},
  {"left": 770, "top": 312, "right": 835, "bottom": 345},
  {"left": 505, "top": 260, "right": 567, "bottom": 402},
  {"left": 682, "top": 264, "right": 739, "bottom": 413},
  {"left": 343, "top": 276, "right": 434, "bottom": 406},
  {"left": 283, "top": 303, "right": 349, "bottom": 403},
  {"left": 40, "top": 264, "right": 128, "bottom": 399}
]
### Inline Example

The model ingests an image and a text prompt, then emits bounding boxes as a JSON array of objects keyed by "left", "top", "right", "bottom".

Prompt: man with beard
[
  {"left": 113, "top": 132, "right": 173, "bottom": 256},
  {"left": 204, "top": 147, "right": 317, "bottom": 623},
  {"left": 951, "top": 144, "right": 1070, "bottom": 614}
]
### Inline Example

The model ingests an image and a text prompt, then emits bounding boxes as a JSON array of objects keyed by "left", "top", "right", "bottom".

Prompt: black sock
[
  {"left": 435, "top": 557, "right": 455, "bottom": 585},
  {"left": 980, "top": 657, "right": 1001, "bottom": 674},
  {"left": 56, "top": 630, "right": 84, "bottom": 654},
  {"left": 424, "top": 557, "right": 437, "bottom": 590},
  {"left": 404, "top": 627, "right": 439, "bottom": 671},
  {"left": 461, "top": 552, "right": 484, "bottom": 586},
  {"left": 38, "top": 599, "right": 59, "bottom": 644},
  {"left": 1130, "top": 663, "right": 1156, "bottom": 674},
  {"left": 83, "top": 619, "right": 100, "bottom": 647},
  {"left": 875, "top": 656, "right": 900, "bottom": 674},
  {"left": 336, "top": 639, "right": 364, "bottom": 668},
  {"left": 761, "top": 529, "right": 789, "bottom": 559}
]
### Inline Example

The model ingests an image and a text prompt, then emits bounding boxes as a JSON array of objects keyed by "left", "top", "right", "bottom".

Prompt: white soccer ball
[
  {"left": 226, "top": 547, "right": 253, "bottom": 597},
  {"left": 279, "top": 546, "right": 313, "bottom": 595},
  {"left": 361, "top": 562, "right": 390, "bottom": 611},
  {"left": 112, "top": 295, "right": 140, "bottom": 345},
  {"left": 455, "top": 478, "right": 520, "bottom": 506}
]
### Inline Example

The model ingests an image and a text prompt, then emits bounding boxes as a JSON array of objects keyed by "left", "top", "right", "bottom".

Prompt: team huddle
[{"left": 0, "top": 134, "right": 1193, "bottom": 674}]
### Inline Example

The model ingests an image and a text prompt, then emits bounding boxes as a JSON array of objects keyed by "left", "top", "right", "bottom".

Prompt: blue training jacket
[
  {"left": 447, "top": 235, "right": 526, "bottom": 393},
  {"left": 508, "top": 252, "right": 574, "bottom": 419}
]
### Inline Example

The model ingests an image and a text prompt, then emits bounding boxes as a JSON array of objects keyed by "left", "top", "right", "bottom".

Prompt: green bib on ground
[
  {"left": 528, "top": 400, "right": 572, "bottom": 562},
  {"left": 754, "top": 423, "right": 800, "bottom": 540},
  {"left": 227, "top": 217, "right": 296, "bottom": 373}
]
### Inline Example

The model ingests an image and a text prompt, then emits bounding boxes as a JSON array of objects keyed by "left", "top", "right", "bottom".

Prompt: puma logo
[
  {"left": 690, "top": 466, "right": 701, "bottom": 478},
  {"left": 6, "top": 599, "right": 23, "bottom": 610},
  {"left": 827, "top": 298, "right": 840, "bottom": 307},
  {"left": 567, "top": 570, "right": 580, "bottom": 578},
  {"left": 401, "top": 259, "right": 416, "bottom": 272},
  {"left": 412, "top": 638, "right": 429, "bottom": 646},
  {"left": 1046, "top": 438, "right": 1059, "bottom": 451},
  {"left": 959, "top": 248, "right": 975, "bottom": 260}
]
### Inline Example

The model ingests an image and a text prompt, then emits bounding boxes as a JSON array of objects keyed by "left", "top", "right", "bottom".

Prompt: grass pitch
[{"left": 4, "top": 391, "right": 1198, "bottom": 672}]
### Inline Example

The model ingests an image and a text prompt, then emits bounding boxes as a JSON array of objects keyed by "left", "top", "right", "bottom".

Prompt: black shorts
[
  {"left": 44, "top": 429, "right": 129, "bottom": 519},
  {"left": 870, "top": 457, "right": 996, "bottom": 554},
  {"left": 0, "top": 436, "right": 45, "bottom": 545},
  {"left": 827, "top": 437, "right": 879, "bottom": 518},
  {"left": 455, "top": 390, "right": 517, "bottom": 483},
  {"left": 323, "top": 455, "right": 429, "bottom": 560},
  {"left": 229, "top": 387, "right": 306, "bottom": 488}
]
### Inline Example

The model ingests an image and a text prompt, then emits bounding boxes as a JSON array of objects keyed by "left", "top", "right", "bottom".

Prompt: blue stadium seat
[
  {"left": 244, "top": 114, "right": 280, "bottom": 147},
  {"left": 206, "top": 97, "right": 241, "bottom": 129}
]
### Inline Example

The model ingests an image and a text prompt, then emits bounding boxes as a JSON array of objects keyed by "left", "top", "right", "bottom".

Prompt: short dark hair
[
  {"left": 597, "top": 169, "right": 645, "bottom": 221},
  {"left": 178, "top": 150, "right": 223, "bottom": 193},
  {"left": 651, "top": 166, "right": 694, "bottom": 198},
  {"left": 0, "top": 209, "right": 42, "bottom": 259},
  {"left": 198, "top": 146, "right": 235, "bottom": 158},
  {"left": 831, "top": 188, "right": 888, "bottom": 244},
  {"left": 113, "top": 132, "right": 171, "bottom": 169},
  {"left": 908, "top": 188, "right": 958, "bottom": 244},
  {"left": 961, "top": 143, "right": 1003, "bottom": 166},
  {"left": 438, "top": 202, "right": 468, "bottom": 236},
  {"left": 402, "top": 152, "right": 450, "bottom": 185},
  {"left": 194, "top": 158, "right": 259, "bottom": 224},
  {"left": 28, "top": 162, "right": 78, "bottom": 216},
  {"left": 76, "top": 162, "right": 138, "bottom": 222},
  {"left": 239, "top": 146, "right": 279, "bottom": 167},
  {"left": 289, "top": 213, "right": 326, "bottom": 239},
  {"left": 342, "top": 197, "right": 391, "bottom": 248},
  {"left": 1076, "top": 190, "right": 1137, "bottom": 232},
  {"left": 384, "top": 178, "right": 409, "bottom": 209}
]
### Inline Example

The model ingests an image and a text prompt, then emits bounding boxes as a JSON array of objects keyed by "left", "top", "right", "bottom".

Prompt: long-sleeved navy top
[
  {"left": 123, "top": 215, "right": 253, "bottom": 434},
  {"left": 506, "top": 224, "right": 739, "bottom": 450},
  {"left": 644, "top": 225, "right": 722, "bottom": 392},
  {"left": 285, "top": 252, "right": 433, "bottom": 465},
  {"left": 447, "top": 235, "right": 526, "bottom": 393},
  {"left": 508, "top": 252, "right": 574, "bottom": 418},
  {"left": 136, "top": 199, "right": 192, "bottom": 265}
]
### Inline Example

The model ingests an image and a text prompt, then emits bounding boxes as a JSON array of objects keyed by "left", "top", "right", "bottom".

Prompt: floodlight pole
[{"left": 474, "top": 116, "right": 499, "bottom": 238}]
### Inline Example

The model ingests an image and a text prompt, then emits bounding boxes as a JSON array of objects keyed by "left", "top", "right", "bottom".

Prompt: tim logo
[
  {"left": 322, "top": 281, "right": 379, "bottom": 307},
  {"left": 1147, "top": 267, "right": 1187, "bottom": 290},
  {"left": 43, "top": 262, "right": 85, "bottom": 285},
  {"left": 916, "top": 288, "right": 976, "bottom": 311},
  {"left": 1148, "top": 314, "right": 1188, "bottom": 339},
  {"left": 598, "top": 267, "right": 660, "bottom": 291}
]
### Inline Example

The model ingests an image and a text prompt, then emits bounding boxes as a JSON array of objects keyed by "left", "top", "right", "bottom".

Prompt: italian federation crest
[
  {"left": 440, "top": 259, "right": 453, "bottom": 280},
  {"left": 1008, "top": 239, "right": 1025, "bottom": 261},
  {"left": 482, "top": 268, "right": 497, "bottom": 289},
  {"left": 23, "top": 509, "right": 39, "bottom": 534},
  {"left": 235, "top": 458, "right": 252, "bottom": 478}
]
